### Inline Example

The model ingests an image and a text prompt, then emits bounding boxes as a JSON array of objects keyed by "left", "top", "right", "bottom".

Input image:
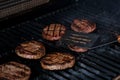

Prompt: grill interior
[
  {"left": 0, "top": 0, "right": 29, "bottom": 9},
  {"left": 0, "top": 1, "right": 120, "bottom": 80},
  {"left": 0, "top": 0, "right": 49, "bottom": 19}
]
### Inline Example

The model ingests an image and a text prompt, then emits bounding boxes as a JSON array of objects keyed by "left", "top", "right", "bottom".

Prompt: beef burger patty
[
  {"left": 71, "top": 19, "right": 96, "bottom": 33},
  {"left": 16, "top": 40, "right": 45, "bottom": 59},
  {"left": 68, "top": 45, "right": 88, "bottom": 53},
  {"left": 40, "top": 52, "right": 75, "bottom": 70},
  {"left": 0, "top": 61, "right": 31, "bottom": 80},
  {"left": 42, "top": 24, "right": 66, "bottom": 41}
]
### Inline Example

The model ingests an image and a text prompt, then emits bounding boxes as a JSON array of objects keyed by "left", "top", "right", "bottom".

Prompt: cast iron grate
[{"left": 0, "top": 2, "right": 120, "bottom": 80}]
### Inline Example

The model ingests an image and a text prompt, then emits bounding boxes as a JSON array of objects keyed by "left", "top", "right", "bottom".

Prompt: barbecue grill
[{"left": 0, "top": 0, "right": 120, "bottom": 80}]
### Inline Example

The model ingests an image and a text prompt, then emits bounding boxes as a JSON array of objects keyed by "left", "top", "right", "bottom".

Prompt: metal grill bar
[
  {"left": 80, "top": 63, "right": 111, "bottom": 80},
  {"left": 80, "top": 58, "right": 116, "bottom": 76},
  {"left": 95, "top": 53, "right": 120, "bottom": 68},
  {"left": 84, "top": 55, "right": 119, "bottom": 74}
]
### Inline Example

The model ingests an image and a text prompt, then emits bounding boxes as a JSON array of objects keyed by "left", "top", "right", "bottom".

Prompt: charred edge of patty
[
  {"left": 41, "top": 59, "right": 75, "bottom": 70},
  {"left": 68, "top": 45, "right": 88, "bottom": 52}
]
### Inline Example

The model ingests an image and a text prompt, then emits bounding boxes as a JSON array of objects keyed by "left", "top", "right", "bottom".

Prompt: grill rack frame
[{"left": 0, "top": 2, "right": 120, "bottom": 80}]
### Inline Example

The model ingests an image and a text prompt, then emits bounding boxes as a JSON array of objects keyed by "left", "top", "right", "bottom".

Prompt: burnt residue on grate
[{"left": 0, "top": 2, "right": 120, "bottom": 80}]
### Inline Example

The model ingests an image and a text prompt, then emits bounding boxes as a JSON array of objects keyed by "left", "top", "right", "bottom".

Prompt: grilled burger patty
[
  {"left": 40, "top": 52, "right": 75, "bottom": 70},
  {"left": 68, "top": 45, "right": 88, "bottom": 52},
  {"left": 16, "top": 40, "right": 45, "bottom": 59},
  {"left": 71, "top": 19, "right": 96, "bottom": 33},
  {"left": 0, "top": 61, "right": 31, "bottom": 80},
  {"left": 42, "top": 24, "right": 66, "bottom": 41}
]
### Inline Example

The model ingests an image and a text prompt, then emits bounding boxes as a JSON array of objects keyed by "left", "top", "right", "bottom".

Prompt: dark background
[
  {"left": 1, "top": 0, "right": 120, "bottom": 29},
  {"left": 0, "top": 0, "right": 76, "bottom": 29}
]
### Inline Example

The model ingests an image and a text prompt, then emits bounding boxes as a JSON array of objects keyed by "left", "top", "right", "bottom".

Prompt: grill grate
[{"left": 0, "top": 2, "right": 120, "bottom": 80}]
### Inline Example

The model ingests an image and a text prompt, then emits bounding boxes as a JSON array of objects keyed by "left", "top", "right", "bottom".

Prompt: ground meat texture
[
  {"left": 15, "top": 40, "right": 45, "bottom": 59},
  {"left": 71, "top": 19, "right": 96, "bottom": 33},
  {"left": 68, "top": 45, "right": 88, "bottom": 53},
  {"left": 0, "top": 62, "right": 31, "bottom": 80},
  {"left": 40, "top": 52, "right": 75, "bottom": 70},
  {"left": 42, "top": 24, "right": 66, "bottom": 41}
]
